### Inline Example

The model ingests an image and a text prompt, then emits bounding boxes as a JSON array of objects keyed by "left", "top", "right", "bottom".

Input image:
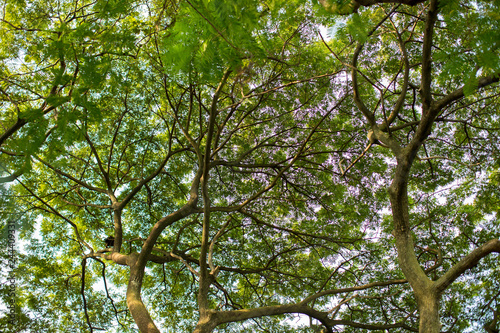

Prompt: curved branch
[
  {"left": 198, "top": 69, "right": 232, "bottom": 316},
  {"left": 352, "top": 42, "right": 376, "bottom": 126},
  {"left": 382, "top": 15, "right": 410, "bottom": 130},
  {"left": 35, "top": 156, "right": 108, "bottom": 194},
  {"left": 211, "top": 277, "right": 412, "bottom": 332},
  {"left": 435, "top": 239, "right": 500, "bottom": 293},
  {"left": 18, "top": 179, "right": 94, "bottom": 252},
  {"left": 81, "top": 258, "right": 94, "bottom": 333},
  {"left": 0, "top": 163, "right": 25, "bottom": 183},
  {"left": 433, "top": 74, "right": 500, "bottom": 112},
  {"left": 208, "top": 217, "right": 231, "bottom": 272},
  {"left": 125, "top": 161, "right": 202, "bottom": 333},
  {"left": 118, "top": 147, "right": 190, "bottom": 210},
  {"left": 92, "top": 257, "right": 127, "bottom": 329},
  {"left": 355, "top": 0, "right": 425, "bottom": 6},
  {"left": 351, "top": 6, "right": 398, "bottom": 126},
  {"left": 83, "top": 131, "right": 113, "bottom": 193}
]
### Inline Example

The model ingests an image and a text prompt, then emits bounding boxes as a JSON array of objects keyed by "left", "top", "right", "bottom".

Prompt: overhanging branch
[{"left": 435, "top": 239, "right": 500, "bottom": 293}]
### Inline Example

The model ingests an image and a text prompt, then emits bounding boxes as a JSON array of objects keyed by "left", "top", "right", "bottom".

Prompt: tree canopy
[{"left": 0, "top": 0, "right": 499, "bottom": 332}]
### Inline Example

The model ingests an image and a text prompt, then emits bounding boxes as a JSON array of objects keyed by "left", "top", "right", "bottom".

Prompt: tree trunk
[
  {"left": 193, "top": 310, "right": 218, "bottom": 333},
  {"left": 416, "top": 291, "right": 441, "bottom": 333},
  {"left": 127, "top": 274, "right": 161, "bottom": 333},
  {"left": 389, "top": 157, "right": 442, "bottom": 333}
]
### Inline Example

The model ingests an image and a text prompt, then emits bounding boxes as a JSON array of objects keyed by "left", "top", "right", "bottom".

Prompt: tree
[{"left": 0, "top": 0, "right": 499, "bottom": 332}]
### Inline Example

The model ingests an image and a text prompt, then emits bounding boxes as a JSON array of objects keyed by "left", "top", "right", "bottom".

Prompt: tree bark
[
  {"left": 389, "top": 163, "right": 442, "bottom": 333},
  {"left": 415, "top": 290, "right": 441, "bottom": 333},
  {"left": 193, "top": 310, "right": 218, "bottom": 333},
  {"left": 127, "top": 285, "right": 161, "bottom": 333},
  {"left": 125, "top": 191, "right": 200, "bottom": 332}
]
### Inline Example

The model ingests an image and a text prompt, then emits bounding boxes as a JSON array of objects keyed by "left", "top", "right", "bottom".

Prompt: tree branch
[
  {"left": 420, "top": 0, "right": 438, "bottom": 114},
  {"left": 435, "top": 239, "right": 500, "bottom": 293}
]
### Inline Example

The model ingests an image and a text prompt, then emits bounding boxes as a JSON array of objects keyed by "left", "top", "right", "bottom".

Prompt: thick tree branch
[
  {"left": 420, "top": 0, "right": 438, "bottom": 114},
  {"left": 435, "top": 239, "right": 500, "bottom": 293},
  {"left": 198, "top": 69, "right": 232, "bottom": 318},
  {"left": 433, "top": 75, "right": 500, "bottom": 112},
  {"left": 382, "top": 16, "right": 410, "bottom": 130},
  {"left": 210, "top": 278, "right": 414, "bottom": 332},
  {"left": 126, "top": 166, "right": 202, "bottom": 333}
]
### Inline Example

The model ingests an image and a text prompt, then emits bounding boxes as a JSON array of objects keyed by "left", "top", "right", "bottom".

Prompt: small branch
[
  {"left": 354, "top": 0, "right": 425, "bottom": 6},
  {"left": 420, "top": 0, "right": 438, "bottom": 113},
  {"left": 327, "top": 294, "right": 358, "bottom": 314},
  {"left": 433, "top": 74, "right": 500, "bottom": 112},
  {"left": 351, "top": 6, "right": 399, "bottom": 126},
  {"left": 81, "top": 258, "right": 94, "bottom": 333},
  {"left": 170, "top": 252, "right": 200, "bottom": 278},
  {"left": 382, "top": 12, "right": 410, "bottom": 130},
  {"left": 417, "top": 155, "right": 481, "bottom": 167},
  {"left": 83, "top": 132, "right": 113, "bottom": 193},
  {"left": 301, "top": 279, "right": 407, "bottom": 305},
  {"left": 184, "top": 0, "right": 238, "bottom": 51},
  {"left": 342, "top": 143, "right": 373, "bottom": 176},
  {"left": 35, "top": 156, "right": 108, "bottom": 194},
  {"left": 208, "top": 217, "right": 231, "bottom": 272},
  {"left": 92, "top": 258, "right": 126, "bottom": 329}
]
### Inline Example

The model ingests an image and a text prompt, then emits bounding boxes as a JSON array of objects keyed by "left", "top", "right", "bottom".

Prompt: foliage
[{"left": 0, "top": 0, "right": 499, "bottom": 332}]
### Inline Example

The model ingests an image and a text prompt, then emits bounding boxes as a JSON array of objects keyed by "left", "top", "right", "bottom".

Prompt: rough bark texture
[
  {"left": 124, "top": 185, "right": 200, "bottom": 332},
  {"left": 415, "top": 292, "right": 441, "bottom": 333},
  {"left": 389, "top": 162, "right": 442, "bottom": 333},
  {"left": 127, "top": 288, "right": 161, "bottom": 333}
]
